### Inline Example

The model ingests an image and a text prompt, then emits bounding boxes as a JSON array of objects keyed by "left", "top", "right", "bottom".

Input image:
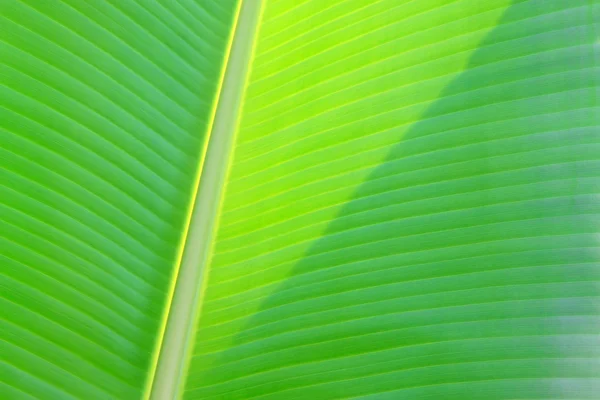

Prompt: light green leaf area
[
  {"left": 0, "top": 1, "right": 239, "bottom": 399},
  {"left": 185, "top": 0, "right": 600, "bottom": 399}
]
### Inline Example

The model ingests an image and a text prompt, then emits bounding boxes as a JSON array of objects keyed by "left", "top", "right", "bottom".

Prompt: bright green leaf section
[
  {"left": 0, "top": 1, "right": 239, "bottom": 398},
  {"left": 184, "top": 0, "right": 600, "bottom": 398}
]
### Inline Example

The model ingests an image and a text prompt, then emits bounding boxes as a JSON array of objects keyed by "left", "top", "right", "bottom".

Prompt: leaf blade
[
  {"left": 183, "top": 0, "right": 600, "bottom": 398},
  {"left": 0, "top": 0, "right": 240, "bottom": 398}
]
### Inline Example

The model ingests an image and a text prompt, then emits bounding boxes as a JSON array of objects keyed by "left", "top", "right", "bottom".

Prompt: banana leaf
[{"left": 1, "top": 0, "right": 599, "bottom": 399}]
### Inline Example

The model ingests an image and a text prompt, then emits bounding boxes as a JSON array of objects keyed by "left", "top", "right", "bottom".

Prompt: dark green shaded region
[
  {"left": 189, "top": 0, "right": 600, "bottom": 398},
  {"left": 0, "top": 1, "right": 239, "bottom": 398}
]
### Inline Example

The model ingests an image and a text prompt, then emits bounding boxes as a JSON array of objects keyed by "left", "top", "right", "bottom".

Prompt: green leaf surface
[
  {"left": 0, "top": 0, "right": 239, "bottom": 398},
  {"left": 1, "top": 0, "right": 599, "bottom": 399},
  {"left": 183, "top": 0, "right": 600, "bottom": 398}
]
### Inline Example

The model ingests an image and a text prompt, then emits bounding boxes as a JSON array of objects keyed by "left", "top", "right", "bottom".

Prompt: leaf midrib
[{"left": 146, "top": 1, "right": 266, "bottom": 399}]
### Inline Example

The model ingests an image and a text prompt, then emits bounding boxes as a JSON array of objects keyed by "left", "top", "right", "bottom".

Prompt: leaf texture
[
  {"left": 184, "top": 0, "right": 600, "bottom": 398},
  {"left": 0, "top": 1, "right": 239, "bottom": 398},
  {"left": 2, "top": 0, "right": 600, "bottom": 399}
]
